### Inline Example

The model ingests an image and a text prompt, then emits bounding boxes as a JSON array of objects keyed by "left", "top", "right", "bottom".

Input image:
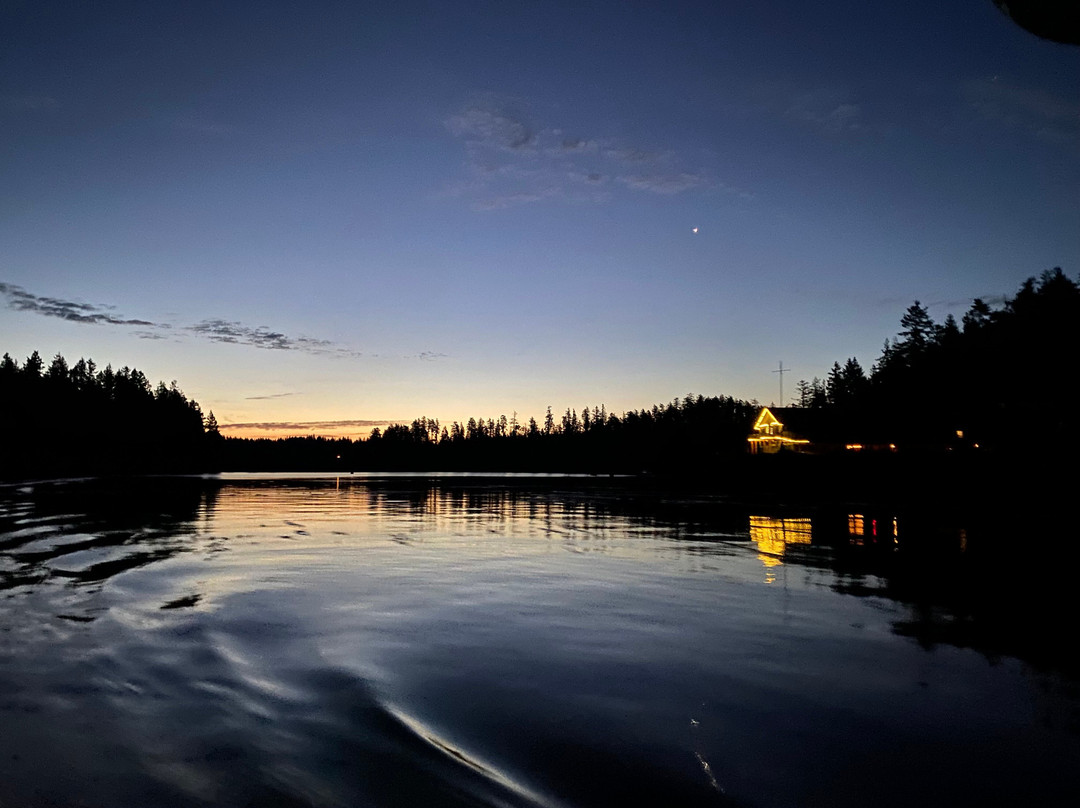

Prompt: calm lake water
[{"left": 1, "top": 474, "right": 1077, "bottom": 807}]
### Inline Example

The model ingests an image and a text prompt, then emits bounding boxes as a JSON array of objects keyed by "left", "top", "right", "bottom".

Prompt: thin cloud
[
  {"left": 0, "top": 281, "right": 371, "bottom": 359},
  {"left": 219, "top": 419, "right": 397, "bottom": 432},
  {"left": 567, "top": 171, "right": 606, "bottom": 184},
  {"left": 0, "top": 282, "right": 164, "bottom": 327},
  {"left": 618, "top": 172, "right": 709, "bottom": 195},
  {"left": 964, "top": 77, "right": 1079, "bottom": 143},
  {"left": 191, "top": 320, "right": 298, "bottom": 350},
  {"left": 244, "top": 392, "right": 300, "bottom": 400},
  {"left": 471, "top": 189, "right": 559, "bottom": 211},
  {"left": 446, "top": 105, "right": 536, "bottom": 151},
  {"left": 733, "top": 79, "right": 874, "bottom": 139},
  {"left": 3, "top": 280, "right": 454, "bottom": 363},
  {"left": 821, "top": 104, "right": 862, "bottom": 132},
  {"left": 444, "top": 98, "right": 724, "bottom": 210},
  {"left": 188, "top": 319, "right": 365, "bottom": 358},
  {"left": 3, "top": 95, "right": 59, "bottom": 111},
  {"left": 560, "top": 137, "right": 593, "bottom": 152},
  {"left": 787, "top": 90, "right": 864, "bottom": 133},
  {"left": 601, "top": 146, "right": 662, "bottom": 162},
  {"left": 925, "top": 294, "right": 1009, "bottom": 310},
  {"left": 875, "top": 293, "right": 1009, "bottom": 311}
]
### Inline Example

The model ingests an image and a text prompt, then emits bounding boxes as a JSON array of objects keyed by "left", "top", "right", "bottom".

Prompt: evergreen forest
[
  {"left": 0, "top": 352, "right": 220, "bottom": 478},
  {"left": 2, "top": 268, "right": 1075, "bottom": 480},
  {"left": 789, "top": 266, "right": 1077, "bottom": 452}
]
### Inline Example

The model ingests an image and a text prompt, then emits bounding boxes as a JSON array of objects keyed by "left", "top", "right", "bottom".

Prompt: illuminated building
[
  {"left": 747, "top": 406, "right": 900, "bottom": 454},
  {"left": 746, "top": 407, "right": 812, "bottom": 454}
]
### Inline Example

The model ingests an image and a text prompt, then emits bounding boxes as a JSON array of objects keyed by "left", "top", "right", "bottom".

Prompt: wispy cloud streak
[
  {"left": 618, "top": 173, "right": 709, "bottom": 195},
  {"left": 786, "top": 90, "right": 864, "bottom": 133},
  {"left": 0, "top": 282, "right": 162, "bottom": 327},
  {"left": 964, "top": 77, "right": 1079, "bottom": 143},
  {"left": 1, "top": 281, "right": 442, "bottom": 362},
  {"left": 244, "top": 392, "right": 300, "bottom": 401},
  {"left": 219, "top": 419, "right": 397, "bottom": 433},
  {"left": 187, "top": 319, "right": 362, "bottom": 358},
  {"left": 443, "top": 96, "right": 728, "bottom": 210},
  {"left": 446, "top": 105, "right": 536, "bottom": 151},
  {"left": 2, "top": 95, "right": 59, "bottom": 111}
]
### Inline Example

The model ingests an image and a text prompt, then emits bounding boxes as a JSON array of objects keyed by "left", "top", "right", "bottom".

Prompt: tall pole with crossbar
[{"left": 772, "top": 361, "right": 790, "bottom": 407}]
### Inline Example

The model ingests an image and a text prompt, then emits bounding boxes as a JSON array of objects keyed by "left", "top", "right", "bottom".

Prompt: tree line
[
  {"left": 788, "top": 267, "right": 1078, "bottom": 452},
  {"left": 4, "top": 266, "right": 1073, "bottom": 477},
  {"left": 0, "top": 351, "right": 222, "bottom": 477},
  {"left": 224, "top": 394, "right": 759, "bottom": 473}
]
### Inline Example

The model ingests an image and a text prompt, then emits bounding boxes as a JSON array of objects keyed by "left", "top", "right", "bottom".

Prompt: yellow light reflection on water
[{"left": 748, "top": 516, "right": 812, "bottom": 576}]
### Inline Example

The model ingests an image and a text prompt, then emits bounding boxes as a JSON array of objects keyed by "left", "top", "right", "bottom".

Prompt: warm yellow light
[
  {"left": 749, "top": 516, "right": 812, "bottom": 569},
  {"left": 752, "top": 407, "right": 783, "bottom": 432},
  {"left": 956, "top": 430, "right": 964, "bottom": 438},
  {"left": 845, "top": 443, "right": 863, "bottom": 451},
  {"left": 748, "top": 407, "right": 812, "bottom": 453}
]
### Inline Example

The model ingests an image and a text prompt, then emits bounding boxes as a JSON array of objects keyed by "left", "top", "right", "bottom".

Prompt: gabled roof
[
  {"left": 752, "top": 406, "right": 783, "bottom": 431},
  {"left": 752, "top": 406, "right": 827, "bottom": 435}
]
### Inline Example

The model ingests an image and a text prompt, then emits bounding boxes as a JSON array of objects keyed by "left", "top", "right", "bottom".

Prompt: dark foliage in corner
[{"left": 791, "top": 268, "right": 1079, "bottom": 453}]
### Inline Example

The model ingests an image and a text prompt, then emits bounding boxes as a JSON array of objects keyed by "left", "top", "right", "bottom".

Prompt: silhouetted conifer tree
[{"left": 0, "top": 350, "right": 214, "bottom": 477}]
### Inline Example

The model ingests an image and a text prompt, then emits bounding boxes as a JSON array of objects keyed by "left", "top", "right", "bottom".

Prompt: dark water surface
[{"left": 1, "top": 474, "right": 1077, "bottom": 807}]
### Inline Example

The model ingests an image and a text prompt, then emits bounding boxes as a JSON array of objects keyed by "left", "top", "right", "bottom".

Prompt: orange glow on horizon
[{"left": 218, "top": 421, "right": 398, "bottom": 440}]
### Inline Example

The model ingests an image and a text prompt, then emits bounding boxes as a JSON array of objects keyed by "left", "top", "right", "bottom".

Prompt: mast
[{"left": 772, "top": 361, "right": 790, "bottom": 407}]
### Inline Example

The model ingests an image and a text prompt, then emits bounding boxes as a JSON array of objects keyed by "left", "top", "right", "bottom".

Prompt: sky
[{"left": 2, "top": 1, "right": 1078, "bottom": 438}]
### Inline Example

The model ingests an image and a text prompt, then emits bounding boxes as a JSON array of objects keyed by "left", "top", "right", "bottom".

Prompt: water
[{"left": 1, "top": 474, "right": 1077, "bottom": 807}]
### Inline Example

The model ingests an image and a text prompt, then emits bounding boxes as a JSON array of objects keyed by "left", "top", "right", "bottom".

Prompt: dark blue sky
[{"left": 3, "top": 1, "right": 1077, "bottom": 436}]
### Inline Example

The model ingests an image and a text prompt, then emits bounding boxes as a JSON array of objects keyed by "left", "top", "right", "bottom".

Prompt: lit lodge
[
  {"left": 746, "top": 406, "right": 900, "bottom": 454},
  {"left": 746, "top": 407, "right": 811, "bottom": 454}
]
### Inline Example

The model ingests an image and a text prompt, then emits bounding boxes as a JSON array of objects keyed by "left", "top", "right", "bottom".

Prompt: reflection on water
[
  {"left": 845, "top": 512, "right": 899, "bottom": 546},
  {"left": 1, "top": 475, "right": 1079, "bottom": 807},
  {"left": 748, "top": 515, "right": 812, "bottom": 573}
]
